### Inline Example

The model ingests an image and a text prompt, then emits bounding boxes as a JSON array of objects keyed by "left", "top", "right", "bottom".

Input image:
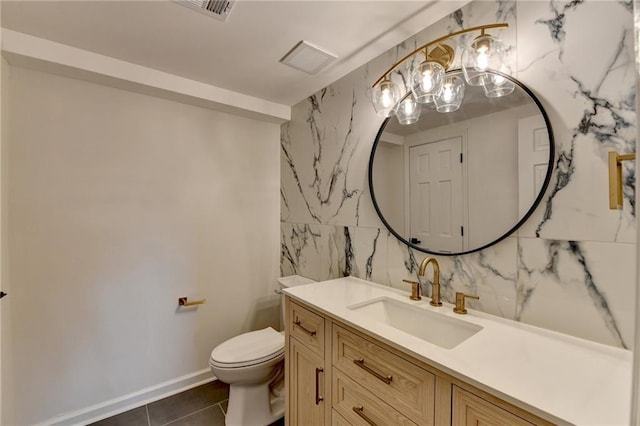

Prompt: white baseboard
[{"left": 40, "top": 369, "right": 216, "bottom": 426}]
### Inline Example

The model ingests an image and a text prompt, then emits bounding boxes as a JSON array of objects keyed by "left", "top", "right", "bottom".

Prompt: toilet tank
[{"left": 276, "top": 275, "right": 316, "bottom": 331}]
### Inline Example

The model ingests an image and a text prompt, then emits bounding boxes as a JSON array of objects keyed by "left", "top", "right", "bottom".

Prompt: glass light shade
[
  {"left": 410, "top": 61, "right": 444, "bottom": 104},
  {"left": 372, "top": 79, "right": 401, "bottom": 117},
  {"left": 396, "top": 95, "right": 421, "bottom": 125},
  {"left": 461, "top": 33, "right": 505, "bottom": 86},
  {"left": 435, "top": 75, "right": 465, "bottom": 113},
  {"left": 483, "top": 71, "right": 515, "bottom": 98}
]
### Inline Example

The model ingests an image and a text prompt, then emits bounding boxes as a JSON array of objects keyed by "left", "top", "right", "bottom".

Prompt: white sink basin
[{"left": 348, "top": 297, "right": 483, "bottom": 349}]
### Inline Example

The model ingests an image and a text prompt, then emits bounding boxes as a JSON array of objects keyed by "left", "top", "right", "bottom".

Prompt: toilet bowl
[
  {"left": 209, "top": 327, "right": 285, "bottom": 426},
  {"left": 209, "top": 275, "right": 315, "bottom": 426}
]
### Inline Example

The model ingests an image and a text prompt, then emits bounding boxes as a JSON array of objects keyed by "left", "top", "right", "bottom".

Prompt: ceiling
[{"left": 1, "top": 0, "right": 466, "bottom": 107}]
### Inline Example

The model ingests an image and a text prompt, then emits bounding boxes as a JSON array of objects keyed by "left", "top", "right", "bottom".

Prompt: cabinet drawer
[
  {"left": 452, "top": 386, "right": 537, "bottom": 426},
  {"left": 332, "top": 409, "right": 352, "bottom": 426},
  {"left": 333, "top": 370, "right": 417, "bottom": 426},
  {"left": 289, "top": 301, "right": 325, "bottom": 355},
  {"left": 332, "top": 325, "right": 435, "bottom": 425}
]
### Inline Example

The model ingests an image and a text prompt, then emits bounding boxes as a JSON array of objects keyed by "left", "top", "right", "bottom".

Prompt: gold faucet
[{"left": 418, "top": 257, "right": 442, "bottom": 307}]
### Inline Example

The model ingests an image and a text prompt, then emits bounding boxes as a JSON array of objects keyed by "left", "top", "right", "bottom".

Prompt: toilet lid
[{"left": 210, "top": 327, "right": 284, "bottom": 367}]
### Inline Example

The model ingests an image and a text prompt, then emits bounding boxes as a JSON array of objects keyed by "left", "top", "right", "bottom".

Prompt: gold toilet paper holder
[{"left": 178, "top": 297, "right": 206, "bottom": 307}]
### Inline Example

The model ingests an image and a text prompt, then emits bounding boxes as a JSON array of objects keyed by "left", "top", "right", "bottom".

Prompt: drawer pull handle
[
  {"left": 353, "top": 358, "right": 393, "bottom": 385},
  {"left": 293, "top": 319, "right": 316, "bottom": 337},
  {"left": 315, "top": 367, "right": 324, "bottom": 405},
  {"left": 352, "top": 405, "right": 377, "bottom": 426}
]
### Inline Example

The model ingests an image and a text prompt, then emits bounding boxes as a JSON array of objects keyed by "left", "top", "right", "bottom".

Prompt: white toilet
[{"left": 209, "top": 275, "right": 315, "bottom": 426}]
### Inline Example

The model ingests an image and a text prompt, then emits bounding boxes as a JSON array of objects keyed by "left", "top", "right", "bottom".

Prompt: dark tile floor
[{"left": 88, "top": 381, "right": 285, "bottom": 426}]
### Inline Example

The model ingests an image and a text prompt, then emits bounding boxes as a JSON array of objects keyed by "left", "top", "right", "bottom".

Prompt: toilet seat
[{"left": 209, "top": 327, "right": 284, "bottom": 369}]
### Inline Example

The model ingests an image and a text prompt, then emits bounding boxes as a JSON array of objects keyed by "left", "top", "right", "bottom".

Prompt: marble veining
[
  {"left": 281, "top": 122, "right": 320, "bottom": 223},
  {"left": 517, "top": 239, "right": 629, "bottom": 349},
  {"left": 536, "top": 0, "right": 585, "bottom": 55},
  {"left": 437, "top": 239, "right": 518, "bottom": 319},
  {"left": 364, "top": 228, "right": 382, "bottom": 281},
  {"left": 342, "top": 227, "right": 354, "bottom": 277},
  {"left": 327, "top": 92, "right": 363, "bottom": 223},
  {"left": 281, "top": 0, "right": 636, "bottom": 348},
  {"left": 311, "top": 89, "right": 366, "bottom": 224},
  {"left": 280, "top": 223, "right": 322, "bottom": 279},
  {"left": 405, "top": 247, "right": 420, "bottom": 276},
  {"left": 515, "top": 0, "right": 636, "bottom": 244},
  {"left": 495, "top": 0, "right": 517, "bottom": 22},
  {"left": 567, "top": 241, "right": 627, "bottom": 349},
  {"left": 308, "top": 92, "right": 325, "bottom": 213},
  {"left": 534, "top": 25, "right": 636, "bottom": 235},
  {"left": 452, "top": 9, "right": 464, "bottom": 28},
  {"left": 535, "top": 136, "right": 575, "bottom": 238}
]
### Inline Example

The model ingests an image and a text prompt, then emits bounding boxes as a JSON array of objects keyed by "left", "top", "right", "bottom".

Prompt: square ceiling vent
[
  {"left": 175, "top": 0, "right": 234, "bottom": 21},
  {"left": 280, "top": 41, "right": 337, "bottom": 75}
]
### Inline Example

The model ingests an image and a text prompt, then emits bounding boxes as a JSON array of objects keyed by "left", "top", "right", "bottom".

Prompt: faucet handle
[
  {"left": 402, "top": 279, "right": 422, "bottom": 301},
  {"left": 453, "top": 292, "right": 479, "bottom": 314}
]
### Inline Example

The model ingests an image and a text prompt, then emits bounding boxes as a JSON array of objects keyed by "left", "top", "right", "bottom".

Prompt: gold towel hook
[{"left": 608, "top": 151, "right": 636, "bottom": 210}]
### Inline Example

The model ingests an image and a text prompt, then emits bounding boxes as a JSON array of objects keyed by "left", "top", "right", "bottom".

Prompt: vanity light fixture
[
  {"left": 434, "top": 73, "right": 465, "bottom": 113},
  {"left": 396, "top": 94, "right": 421, "bottom": 124},
  {"left": 370, "top": 23, "right": 513, "bottom": 123}
]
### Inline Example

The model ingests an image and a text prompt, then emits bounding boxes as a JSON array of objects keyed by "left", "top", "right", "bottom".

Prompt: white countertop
[{"left": 283, "top": 276, "right": 633, "bottom": 426}]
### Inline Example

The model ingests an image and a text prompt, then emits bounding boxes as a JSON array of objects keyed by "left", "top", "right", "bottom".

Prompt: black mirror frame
[{"left": 368, "top": 72, "right": 555, "bottom": 256}]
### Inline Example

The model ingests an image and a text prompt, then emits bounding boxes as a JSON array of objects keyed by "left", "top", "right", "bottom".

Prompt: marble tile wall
[{"left": 281, "top": 0, "right": 636, "bottom": 349}]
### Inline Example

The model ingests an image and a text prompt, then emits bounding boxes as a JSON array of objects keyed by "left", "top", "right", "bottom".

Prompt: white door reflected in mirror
[
  {"left": 518, "top": 115, "right": 551, "bottom": 217},
  {"left": 369, "top": 75, "right": 554, "bottom": 255},
  {"left": 409, "top": 137, "right": 463, "bottom": 253}
]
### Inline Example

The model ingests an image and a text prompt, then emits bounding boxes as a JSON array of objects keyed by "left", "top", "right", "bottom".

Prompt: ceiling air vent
[
  {"left": 175, "top": 0, "right": 235, "bottom": 22},
  {"left": 280, "top": 41, "right": 337, "bottom": 75}
]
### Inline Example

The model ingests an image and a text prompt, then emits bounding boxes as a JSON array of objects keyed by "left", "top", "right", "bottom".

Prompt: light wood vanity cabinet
[
  {"left": 333, "top": 370, "right": 417, "bottom": 425},
  {"left": 286, "top": 299, "right": 330, "bottom": 425},
  {"left": 285, "top": 298, "right": 555, "bottom": 426},
  {"left": 289, "top": 301, "right": 325, "bottom": 354},
  {"left": 452, "top": 386, "right": 537, "bottom": 426},
  {"left": 332, "top": 325, "right": 434, "bottom": 425},
  {"left": 288, "top": 339, "right": 326, "bottom": 425}
]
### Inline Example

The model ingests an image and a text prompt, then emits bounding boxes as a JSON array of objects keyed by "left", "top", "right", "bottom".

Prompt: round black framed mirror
[{"left": 368, "top": 72, "right": 554, "bottom": 255}]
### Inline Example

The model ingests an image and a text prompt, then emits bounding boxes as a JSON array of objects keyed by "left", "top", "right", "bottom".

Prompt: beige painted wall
[
  {"left": 371, "top": 141, "right": 404, "bottom": 233},
  {"left": 0, "top": 10, "right": 10, "bottom": 422},
  {"left": 5, "top": 65, "right": 281, "bottom": 424},
  {"left": 1, "top": 58, "right": 14, "bottom": 425}
]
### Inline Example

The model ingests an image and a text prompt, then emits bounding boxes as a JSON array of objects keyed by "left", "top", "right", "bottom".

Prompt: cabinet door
[
  {"left": 452, "top": 386, "right": 536, "bottom": 426},
  {"left": 289, "top": 338, "right": 326, "bottom": 426}
]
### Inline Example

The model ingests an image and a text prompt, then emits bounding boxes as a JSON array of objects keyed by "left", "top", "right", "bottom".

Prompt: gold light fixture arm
[
  {"left": 608, "top": 151, "right": 636, "bottom": 209},
  {"left": 371, "top": 23, "right": 509, "bottom": 88}
]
